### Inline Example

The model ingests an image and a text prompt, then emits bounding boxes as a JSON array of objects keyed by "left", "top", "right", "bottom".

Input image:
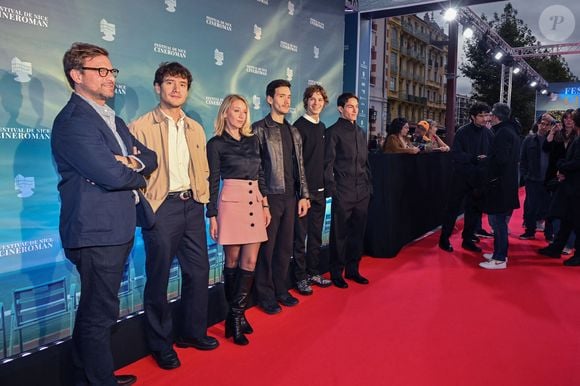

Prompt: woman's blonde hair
[{"left": 214, "top": 94, "right": 253, "bottom": 137}]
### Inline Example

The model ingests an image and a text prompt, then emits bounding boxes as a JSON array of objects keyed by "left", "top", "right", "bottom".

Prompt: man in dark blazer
[
  {"left": 51, "top": 42, "right": 157, "bottom": 386},
  {"left": 479, "top": 103, "right": 520, "bottom": 270}
]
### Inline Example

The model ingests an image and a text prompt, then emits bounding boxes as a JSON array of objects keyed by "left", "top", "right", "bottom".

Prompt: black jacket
[
  {"left": 451, "top": 122, "right": 494, "bottom": 187},
  {"left": 557, "top": 136, "right": 580, "bottom": 198},
  {"left": 252, "top": 114, "right": 309, "bottom": 198},
  {"left": 519, "top": 133, "right": 548, "bottom": 183},
  {"left": 482, "top": 120, "right": 521, "bottom": 214},
  {"left": 324, "top": 118, "right": 372, "bottom": 201}
]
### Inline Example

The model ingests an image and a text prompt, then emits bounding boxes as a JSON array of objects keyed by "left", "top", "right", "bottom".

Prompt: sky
[{"left": 435, "top": 0, "right": 580, "bottom": 94}]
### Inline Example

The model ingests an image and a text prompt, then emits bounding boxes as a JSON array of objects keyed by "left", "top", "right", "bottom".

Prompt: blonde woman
[{"left": 206, "top": 94, "right": 271, "bottom": 345}]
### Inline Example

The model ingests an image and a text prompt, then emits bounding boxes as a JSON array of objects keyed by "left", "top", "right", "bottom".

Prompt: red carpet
[{"left": 121, "top": 197, "right": 580, "bottom": 386}]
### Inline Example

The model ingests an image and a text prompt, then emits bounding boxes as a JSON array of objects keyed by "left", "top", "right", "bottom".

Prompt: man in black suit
[
  {"left": 324, "top": 93, "right": 372, "bottom": 288},
  {"left": 51, "top": 42, "right": 157, "bottom": 385}
]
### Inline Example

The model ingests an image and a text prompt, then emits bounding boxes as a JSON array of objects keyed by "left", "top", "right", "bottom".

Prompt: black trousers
[
  {"left": 551, "top": 198, "right": 580, "bottom": 256},
  {"left": 329, "top": 194, "right": 370, "bottom": 278},
  {"left": 523, "top": 180, "right": 550, "bottom": 232},
  {"left": 65, "top": 240, "right": 134, "bottom": 386},
  {"left": 142, "top": 197, "right": 209, "bottom": 354},
  {"left": 255, "top": 194, "right": 296, "bottom": 303},
  {"left": 440, "top": 177, "right": 481, "bottom": 242},
  {"left": 293, "top": 191, "right": 326, "bottom": 281}
]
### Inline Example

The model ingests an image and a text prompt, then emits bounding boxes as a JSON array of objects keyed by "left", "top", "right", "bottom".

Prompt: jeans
[{"left": 488, "top": 211, "right": 513, "bottom": 262}]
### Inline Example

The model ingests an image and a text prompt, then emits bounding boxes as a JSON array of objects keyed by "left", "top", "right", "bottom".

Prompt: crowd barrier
[{"left": 365, "top": 151, "right": 453, "bottom": 258}]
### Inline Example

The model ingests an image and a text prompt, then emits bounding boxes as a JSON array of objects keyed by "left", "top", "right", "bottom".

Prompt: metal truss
[{"left": 511, "top": 42, "right": 580, "bottom": 58}]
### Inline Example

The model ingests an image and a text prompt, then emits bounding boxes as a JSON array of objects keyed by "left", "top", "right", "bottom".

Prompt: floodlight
[
  {"left": 462, "top": 27, "right": 474, "bottom": 38},
  {"left": 443, "top": 8, "right": 458, "bottom": 21}
]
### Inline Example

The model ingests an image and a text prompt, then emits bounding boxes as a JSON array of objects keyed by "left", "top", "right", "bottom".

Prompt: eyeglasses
[{"left": 81, "top": 67, "right": 119, "bottom": 78}]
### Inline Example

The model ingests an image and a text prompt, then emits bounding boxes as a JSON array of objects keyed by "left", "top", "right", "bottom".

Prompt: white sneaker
[
  {"left": 483, "top": 253, "right": 508, "bottom": 262},
  {"left": 563, "top": 248, "right": 572, "bottom": 255},
  {"left": 479, "top": 259, "right": 507, "bottom": 270}
]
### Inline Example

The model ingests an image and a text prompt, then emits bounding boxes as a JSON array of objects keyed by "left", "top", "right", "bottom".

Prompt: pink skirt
[{"left": 217, "top": 179, "right": 268, "bottom": 245}]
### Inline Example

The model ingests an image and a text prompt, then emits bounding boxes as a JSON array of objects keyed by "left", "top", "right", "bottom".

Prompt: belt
[{"left": 167, "top": 190, "right": 192, "bottom": 201}]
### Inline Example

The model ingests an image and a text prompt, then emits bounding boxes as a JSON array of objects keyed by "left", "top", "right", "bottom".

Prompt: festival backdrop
[
  {"left": 535, "top": 81, "right": 580, "bottom": 118},
  {"left": 0, "top": 0, "right": 344, "bottom": 358}
]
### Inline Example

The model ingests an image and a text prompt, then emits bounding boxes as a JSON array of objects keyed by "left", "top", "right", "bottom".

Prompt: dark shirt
[
  {"left": 206, "top": 131, "right": 264, "bottom": 217},
  {"left": 279, "top": 121, "right": 296, "bottom": 196},
  {"left": 294, "top": 115, "right": 325, "bottom": 192},
  {"left": 451, "top": 122, "right": 494, "bottom": 188},
  {"left": 324, "top": 117, "right": 372, "bottom": 201}
]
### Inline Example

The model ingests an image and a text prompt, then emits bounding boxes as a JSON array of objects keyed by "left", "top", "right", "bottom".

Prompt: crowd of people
[
  {"left": 51, "top": 43, "right": 372, "bottom": 385},
  {"left": 382, "top": 117, "right": 450, "bottom": 154},
  {"left": 436, "top": 102, "right": 580, "bottom": 271},
  {"left": 50, "top": 42, "right": 579, "bottom": 385}
]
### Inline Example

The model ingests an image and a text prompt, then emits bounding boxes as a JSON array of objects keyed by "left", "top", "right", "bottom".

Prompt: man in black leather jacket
[{"left": 252, "top": 79, "right": 310, "bottom": 314}]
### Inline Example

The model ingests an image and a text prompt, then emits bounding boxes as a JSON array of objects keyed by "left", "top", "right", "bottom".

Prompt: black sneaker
[
  {"left": 538, "top": 246, "right": 560, "bottom": 258},
  {"left": 461, "top": 241, "right": 482, "bottom": 252},
  {"left": 277, "top": 293, "right": 299, "bottom": 307},
  {"left": 563, "top": 256, "right": 580, "bottom": 266},
  {"left": 519, "top": 231, "right": 536, "bottom": 240},
  {"left": 475, "top": 229, "right": 494, "bottom": 238}
]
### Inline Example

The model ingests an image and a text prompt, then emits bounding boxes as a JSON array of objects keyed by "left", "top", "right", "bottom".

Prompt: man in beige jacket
[{"left": 129, "top": 62, "right": 218, "bottom": 371}]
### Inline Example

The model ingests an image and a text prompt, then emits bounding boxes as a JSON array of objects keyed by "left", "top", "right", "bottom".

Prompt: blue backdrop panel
[{"left": 0, "top": 0, "right": 344, "bottom": 358}]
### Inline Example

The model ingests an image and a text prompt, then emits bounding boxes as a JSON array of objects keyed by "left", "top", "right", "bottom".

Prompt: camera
[{"left": 550, "top": 119, "right": 560, "bottom": 126}]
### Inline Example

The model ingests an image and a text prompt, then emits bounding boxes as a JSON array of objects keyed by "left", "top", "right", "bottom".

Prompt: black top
[
  {"left": 324, "top": 117, "right": 372, "bottom": 201},
  {"left": 279, "top": 121, "right": 296, "bottom": 196},
  {"left": 294, "top": 116, "right": 325, "bottom": 192},
  {"left": 206, "top": 131, "right": 265, "bottom": 217}
]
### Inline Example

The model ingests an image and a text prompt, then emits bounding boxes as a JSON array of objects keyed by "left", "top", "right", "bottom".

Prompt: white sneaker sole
[
  {"left": 479, "top": 260, "right": 507, "bottom": 270},
  {"left": 483, "top": 253, "right": 508, "bottom": 262}
]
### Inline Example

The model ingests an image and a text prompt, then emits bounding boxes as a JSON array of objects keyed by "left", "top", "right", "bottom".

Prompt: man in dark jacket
[
  {"left": 439, "top": 102, "right": 494, "bottom": 253},
  {"left": 324, "top": 93, "right": 372, "bottom": 288},
  {"left": 52, "top": 42, "right": 157, "bottom": 385},
  {"left": 519, "top": 114, "right": 551, "bottom": 240},
  {"left": 479, "top": 103, "right": 521, "bottom": 270},
  {"left": 252, "top": 79, "right": 310, "bottom": 314}
]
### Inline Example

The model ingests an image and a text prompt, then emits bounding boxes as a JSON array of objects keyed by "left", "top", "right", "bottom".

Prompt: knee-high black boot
[
  {"left": 223, "top": 267, "right": 236, "bottom": 303},
  {"left": 223, "top": 266, "right": 253, "bottom": 334},
  {"left": 225, "top": 268, "right": 254, "bottom": 345}
]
